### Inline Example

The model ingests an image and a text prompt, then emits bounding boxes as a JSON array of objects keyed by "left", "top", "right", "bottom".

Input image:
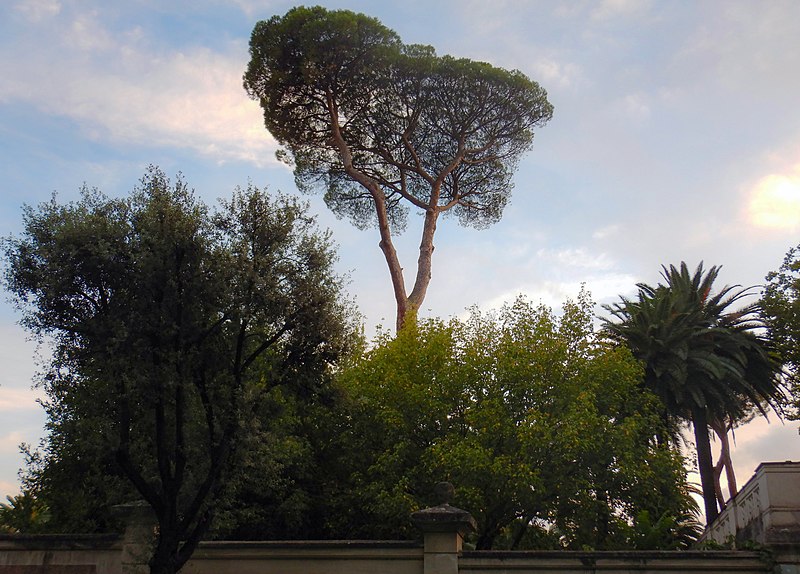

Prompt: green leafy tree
[
  {"left": 244, "top": 6, "right": 553, "bottom": 330},
  {"left": 332, "top": 292, "right": 695, "bottom": 549},
  {"left": 603, "top": 263, "right": 785, "bottom": 524},
  {"left": 3, "top": 168, "right": 356, "bottom": 574},
  {"left": 209, "top": 382, "right": 355, "bottom": 541},
  {"left": 762, "top": 243, "right": 800, "bottom": 415}
]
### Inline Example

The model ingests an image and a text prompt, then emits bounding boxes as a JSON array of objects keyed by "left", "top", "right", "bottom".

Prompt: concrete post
[
  {"left": 112, "top": 501, "right": 155, "bottom": 574},
  {"left": 411, "top": 483, "right": 476, "bottom": 574}
]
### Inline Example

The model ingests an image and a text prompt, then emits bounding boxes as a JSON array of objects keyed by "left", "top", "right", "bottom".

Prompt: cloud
[
  {"left": 0, "top": 325, "right": 39, "bottom": 395},
  {"left": 470, "top": 244, "right": 635, "bottom": 313},
  {"left": 0, "top": 480, "right": 21, "bottom": 497},
  {"left": 674, "top": 3, "right": 800, "bottom": 104},
  {"left": 228, "top": 0, "right": 282, "bottom": 20},
  {"left": 0, "top": 388, "right": 43, "bottom": 413},
  {"left": 0, "top": 431, "right": 26, "bottom": 454},
  {"left": 536, "top": 247, "right": 616, "bottom": 271},
  {"left": 13, "top": 0, "right": 61, "bottom": 22},
  {"left": 745, "top": 165, "right": 800, "bottom": 231},
  {"left": 620, "top": 93, "right": 651, "bottom": 123},
  {"left": 591, "top": 0, "right": 653, "bottom": 21},
  {"left": 592, "top": 224, "right": 619, "bottom": 239},
  {"left": 726, "top": 415, "right": 799, "bottom": 487},
  {"left": 529, "top": 56, "right": 582, "bottom": 90},
  {"left": 479, "top": 271, "right": 637, "bottom": 314},
  {"left": 1, "top": 5, "right": 279, "bottom": 166}
]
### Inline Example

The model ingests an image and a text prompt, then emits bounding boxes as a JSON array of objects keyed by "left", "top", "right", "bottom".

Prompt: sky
[{"left": 1, "top": 0, "right": 799, "bottom": 504}]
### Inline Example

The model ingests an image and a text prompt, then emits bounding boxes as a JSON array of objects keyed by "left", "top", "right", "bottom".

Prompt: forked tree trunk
[
  {"left": 328, "top": 97, "right": 436, "bottom": 332},
  {"left": 710, "top": 417, "right": 738, "bottom": 510},
  {"left": 713, "top": 459, "right": 726, "bottom": 510},
  {"left": 329, "top": 103, "right": 440, "bottom": 332}
]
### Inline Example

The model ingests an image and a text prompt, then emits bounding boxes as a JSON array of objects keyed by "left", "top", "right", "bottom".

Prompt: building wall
[{"left": 702, "top": 461, "right": 800, "bottom": 546}]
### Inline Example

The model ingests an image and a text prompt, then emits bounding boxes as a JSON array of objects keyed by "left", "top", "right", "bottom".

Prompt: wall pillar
[
  {"left": 112, "top": 501, "right": 154, "bottom": 574},
  {"left": 411, "top": 483, "right": 476, "bottom": 574}
]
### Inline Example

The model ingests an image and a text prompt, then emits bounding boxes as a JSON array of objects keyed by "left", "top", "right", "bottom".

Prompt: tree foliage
[
  {"left": 329, "top": 292, "right": 696, "bottom": 549},
  {"left": 762, "top": 243, "right": 800, "bottom": 415},
  {"left": 0, "top": 492, "right": 50, "bottom": 534},
  {"left": 603, "top": 262, "right": 785, "bottom": 524},
  {"left": 2, "top": 167, "right": 357, "bottom": 574},
  {"left": 244, "top": 6, "right": 553, "bottom": 329}
]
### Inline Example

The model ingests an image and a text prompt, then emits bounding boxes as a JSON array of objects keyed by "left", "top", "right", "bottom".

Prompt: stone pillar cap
[{"left": 411, "top": 483, "right": 477, "bottom": 535}]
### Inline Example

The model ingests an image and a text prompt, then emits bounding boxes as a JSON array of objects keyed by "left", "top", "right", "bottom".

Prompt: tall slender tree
[
  {"left": 244, "top": 6, "right": 553, "bottom": 330},
  {"left": 603, "top": 263, "right": 785, "bottom": 524}
]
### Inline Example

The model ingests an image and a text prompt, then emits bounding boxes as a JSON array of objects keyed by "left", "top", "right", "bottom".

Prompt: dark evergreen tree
[{"left": 3, "top": 167, "right": 357, "bottom": 574}]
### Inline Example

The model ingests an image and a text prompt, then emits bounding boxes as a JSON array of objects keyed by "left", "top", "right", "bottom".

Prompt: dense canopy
[
  {"left": 2, "top": 168, "right": 357, "bottom": 574},
  {"left": 331, "top": 293, "right": 697, "bottom": 549}
]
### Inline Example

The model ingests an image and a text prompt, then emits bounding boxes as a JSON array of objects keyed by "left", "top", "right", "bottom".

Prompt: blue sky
[{"left": 1, "top": 0, "right": 799, "bottom": 499}]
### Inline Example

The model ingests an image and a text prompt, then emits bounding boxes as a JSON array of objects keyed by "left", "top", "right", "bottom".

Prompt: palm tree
[
  {"left": 0, "top": 491, "right": 50, "bottom": 534},
  {"left": 603, "top": 263, "right": 785, "bottom": 524}
]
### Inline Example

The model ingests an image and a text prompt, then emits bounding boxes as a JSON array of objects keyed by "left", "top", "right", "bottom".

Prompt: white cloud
[
  {"left": 530, "top": 56, "right": 581, "bottom": 90},
  {"left": 66, "top": 9, "right": 114, "bottom": 51},
  {"left": 674, "top": 3, "right": 800, "bottom": 102},
  {"left": 591, "top": 0, "right": 653, "bottom": 21},
  {"left": 0, "top": 325, "right": 39, "bottom": 395},
  {"left": 228, "top": 0, "right": 280, "bottom": 20},
  {"left": 0, "top": 7, "right": 279, "bottom": 166},
  {"left": 0, "top": 388, "right": 43, "bottom": 413},
  {"left": 13, "top": 0, "right": 61, "bottom": 22},
  {"left": 745, "top": 169, "right": 800, "bottom": 231},
  {"left": 455, "top": 0, "right": 516, "bottom": 36},
  {"left": 536, "top": 247, "right": 616, "bottom": 271},
  {"left": 0, "top": 431, "right": 26, "bottom": 454},
  {"left": 621, "top": 93, "right": 651, "bottom": 122},
  {"left": 592, "top": 224, "right": 619, "bottom": 239},
  {"left": 478, "top": 271, "right": 637, "bottom": 316}
]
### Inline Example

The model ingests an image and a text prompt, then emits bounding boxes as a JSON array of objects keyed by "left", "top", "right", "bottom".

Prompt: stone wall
[
  {"left": 182, "top": 540, "right": 423, "bottom": 574},
  {"left": 0, "top": 538, "right": 771, "bottom": 574},
  {"left": 5, "top": 467, "right": 800, "bottom": 574},
  {"left": 460, "top": 550, "right": 768, "bottom": 573},
  {"left": 0, "top": 534, "right": 120, "bottom": 573}
]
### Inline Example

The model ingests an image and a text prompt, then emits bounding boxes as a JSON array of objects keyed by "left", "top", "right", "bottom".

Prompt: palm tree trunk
[{"left": 691, "top": 406, "right": 719, "bottom": 524}]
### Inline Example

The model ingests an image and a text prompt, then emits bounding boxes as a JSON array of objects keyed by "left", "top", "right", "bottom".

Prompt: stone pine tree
[
  {"left": 3, "top": 168, "right": 355, "bottom": 574},
  {"left": 244, "top": 6, "right": 553, "bottom": 330}
]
